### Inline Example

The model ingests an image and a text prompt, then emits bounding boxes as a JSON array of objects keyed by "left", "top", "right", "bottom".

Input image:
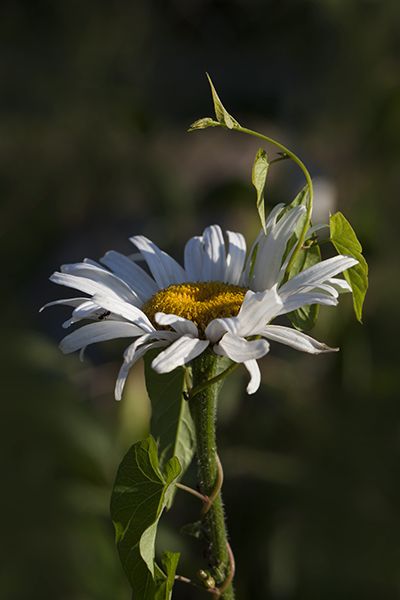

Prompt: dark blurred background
[{"left": 1, "top": 0, "right": 399, "bottom": 599}]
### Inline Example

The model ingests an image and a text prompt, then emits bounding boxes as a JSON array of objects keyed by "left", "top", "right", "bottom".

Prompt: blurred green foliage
[{"left": 1, "top": 0, "right": 400, "bottom": 599}]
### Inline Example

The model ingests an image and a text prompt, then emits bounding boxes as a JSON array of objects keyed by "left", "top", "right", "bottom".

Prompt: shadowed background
[{"left": 1, "top": 1, "right": 399, "bottom": 599}]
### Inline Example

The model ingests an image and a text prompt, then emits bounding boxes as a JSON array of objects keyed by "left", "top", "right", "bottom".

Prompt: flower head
[{"left": 42, "top": 204, "right": 357, "bottom": 399}]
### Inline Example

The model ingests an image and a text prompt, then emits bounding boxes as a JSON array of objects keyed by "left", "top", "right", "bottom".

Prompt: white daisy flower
[{"left": 42, "top": 204, "right": 358, "bottom": 399}]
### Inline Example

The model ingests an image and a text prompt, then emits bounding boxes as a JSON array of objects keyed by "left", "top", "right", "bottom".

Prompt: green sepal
[
  {"left": 188, "top": 117, "right": 220, "bottom": 131},
  {"left": 206, "top": 73, "right": 240, "bottom": 130},
  {"left": 144, "top": 349, "right": 196, "bottom": 508},
  {"left": 330, "top": 211, "right": 368, "bottom": 322},
  {"left": 280, "top": 184, "right": 322, "bottom": 330},
  {"left": 110, "top": 437, "right": 181, "bottom": 600},
  {"left": 154, "top": 551, "right": 180, "bottom": 600},
  {"left": 252, "top": 148, "right": 269, "bottom": 233}
]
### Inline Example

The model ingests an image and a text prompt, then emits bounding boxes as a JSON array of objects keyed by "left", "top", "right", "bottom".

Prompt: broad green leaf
[
  {"left": 154, "top": 551, "right": 180, "bottom": 600},
  {"left": 188, "top": 117, "right": 220, "bottom": 131},
  {"left": 206, "top": 73, "right": 240, "bottom": 130},
  {"left": 110, "top": 437, "right": 181, "bottom": 600},
  {"left": 252, "top": 148, "right": 269, "bottom": 233},
  {"left": 330, "top": 212, "right": 368, "bottom": 322},
  {"left": 144, "top": 350, "right": 196, "bottom": 508},
  {"left": 279, "top": 184, "right": 322, "bottom": 330}
]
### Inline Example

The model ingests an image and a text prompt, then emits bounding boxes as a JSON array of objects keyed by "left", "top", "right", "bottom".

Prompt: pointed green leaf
[
  {"left": 188, "top": 117, "right": 220, "bottom": 131},
  {"left": 279, "top": 184, "right": 322, "bottom": 330},
  {"left": 144, "top": 350, "right": 196, "bottom": 508},
  {"left": 330, "top": 211, "right": 368, "bottom": 322},
  {"left": 110, "top": 437, "right": 181, "bottom": 600},
  {"left": 154, "top": 551, "right": 180, "bottom": 600},
  {"left": 206, "top": 73, "right": 240, "bottom": 130},
  {"left": 252, "top": 148, "right": 269, "bottom": 233}
]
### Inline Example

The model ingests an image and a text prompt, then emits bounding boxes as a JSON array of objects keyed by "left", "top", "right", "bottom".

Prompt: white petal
[
  {"left": 325, "top": 277, "right": 352, "bottom": 294},
  {"left": 184, "top": 236, "right": 204, "bottom": 281},
  {"left": 50, "top": 270, "right": 140, "bottom": 305},
  {"left": 244, "top": 360, "right": 261, "bottom": 394},
  {"left": 130, "top": 235, "right": 187, "bottom": 288},
  {"left": 62, "top": 300, "right": 108, "bottom": 328},
  {"left": 39, "top": 297, "right": 89, "bottom": 312},
  {"left": 152, "top": 336, "right": 209, "bottom": 373},
  {"left": 205, "top": 317, "right": 239, "bottom": 344},
  {"left": 278, "top": 291, "right": 338, "bottom": 314},
  {"left": 100, "top": 250, "right": 158, "bottom": 301},
  {"left": 224, "top": 231, "right": 247, "bottom": 284},
  {"left": 236, "top": 287, "right": 283, "bottom": 337},
  {"left": 250, "top": 205, "right": 306, "bottom": 291},
  {"left": 59, "top": 321, "right": 144, "bottom": 354},
  {"left": 205, "top": 286, "right": 283, "bottom": 343},
  {"left": 280, "top": 255, "right": 358, "bottom": 293},
  {"left": 115, "top": 340, "right": 169, "bottom": 400},
  {"left": 262, "top": 325, "right": 338, "bottom": 354},
  {"left": 92, "top": 293, "right": 154, "bottom": 332},
  {"left": 202, "top": 225, "right": 226, "bottom": 282},
  {"left": 123, "top": 330, "right": 179, "bottom": 362},
  {"left": 155, "top": 312, "right": 199, "bottom": 337},
  {"left": 214, "top": 332, "right": 270, "bottom": 362}
]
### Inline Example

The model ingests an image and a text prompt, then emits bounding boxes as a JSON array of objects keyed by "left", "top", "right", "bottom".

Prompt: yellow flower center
[{"left": 141, "top": 281, "right": 247, "bottom": 338}]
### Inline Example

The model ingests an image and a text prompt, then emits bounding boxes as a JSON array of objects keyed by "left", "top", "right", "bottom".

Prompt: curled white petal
[
  {"left": 262, "top": 325, "right": 338, "bottom": 354},
  {"left": 278, "top": 292, "right": 338, "bottom": 315},
  {"left": 244, "top": 360, "right": 261, "bottom": 394},
  {"left": 280, "top": 255, "right": 358, "bottom": 293},
  {"left": 39, "top": 297, "right": 88, "bottom": 312},
  {"left": 214, "top": 332, "right": 270, "bottom": 362},
  {"left": 59, "top": 321, "right": 145, "bottom": 354},
  {"left": 91, "top": 293, "right": 154, "bottom": 332},
  {"left": 325, "top": 277, "right": 352, "bottom": 294},
  {"left": 115, "top": 340, "right": 169, "bottom": 400},
  {"left": 152, "top": 336, "right": 210, "bottom": 373},
  {"left": 155, "top": 312, "right": 199, "bottom": 337}
]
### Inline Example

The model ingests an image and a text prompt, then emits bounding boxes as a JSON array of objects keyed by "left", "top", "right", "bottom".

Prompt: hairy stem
[{"left": 189, "top": 353, "right": 235, "bottom": 599}]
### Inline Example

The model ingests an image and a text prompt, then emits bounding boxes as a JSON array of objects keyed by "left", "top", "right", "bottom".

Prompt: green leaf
[
  {"left": 206, "top": 73, "right": 240, "bottom": 130},
  {"left": 330, "top": 212, "right": 368, "bottom": 322},
  {"left": 252, "top": 148, "right": 269, "bottom": 233},
  {"left": 286, "top": 244, "right": 321, "bottom": 330},
  {"left": 188, "top": 117, "right": 220, "bottom": 131},
  {"left": 279, "top": 184, "right": 322, "bottom": 330},
  {"left": 110, "top": 437, "right": 181, "bottom": 600},
  {"left": 144, "top": 349, "right": 196, "bottom": 508},
  {"left": 154, "top": 551, "right": 180, "bottom": 600}
]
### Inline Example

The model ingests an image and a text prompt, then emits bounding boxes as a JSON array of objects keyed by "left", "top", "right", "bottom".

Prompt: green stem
[
  {"left": 231, "top": 124, "right": 314, "bottom": 280},
  {"left": 189, "top": 353, "right": 235, "bottom": 599}
]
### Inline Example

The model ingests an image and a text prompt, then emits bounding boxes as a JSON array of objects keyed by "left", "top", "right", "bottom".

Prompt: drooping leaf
[
  {"left": 144, "top": 349, "right": 196, "bottom": 508},
  {"left": 279, "top": 184, "right": 322, "bottom": 330},
  {"left": 252, "top": 148, "right": 269, "bottom": 233},
  {"left": 330, "top": 211, "right": 368, "bottom": 322},
  {"left": 154, "top": 551, "right": 180, "bottom": 600},
  {"left": 206, "top": 73, "right": 240, "bottom": 130},
  {"left": 188, "top": 117, "right": 220, "bottom": 131},
  {"left": 110, "top": 437, "right": 181, "bottom": 600}
]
